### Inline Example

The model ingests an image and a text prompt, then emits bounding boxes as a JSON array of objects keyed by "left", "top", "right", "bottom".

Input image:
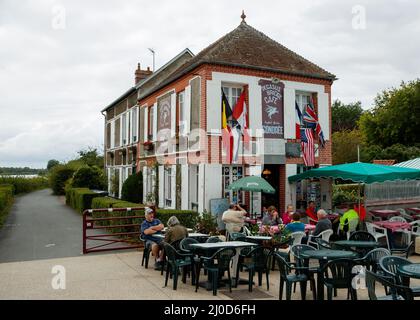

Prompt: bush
[
  {"left": 0, "top": 176, "right": 48, "bottom": 194},
  {"left": 49, "top": 165, "right": 76, "bottom": 195},
  {"left": 71, "top": 166, "right": 106, "bottom": 190},
  {"left": 65, "top": 187, "right": 98, "bottom": 213},
  {"left": 0, "top": 184, "right": 14, "bottom": 228},
  {"left": 121, "top": 172, "right": 143, "bottom": 203},
  {"left": 332, "top": 184, "right": 363, "bottom": 207},
  {"left": 155, "top": 209, "right": 198, "bottom": 229}
]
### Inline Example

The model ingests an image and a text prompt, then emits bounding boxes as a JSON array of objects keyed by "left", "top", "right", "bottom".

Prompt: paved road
[{"left": 0, "top": 189, "right": 84, "bottom": 263}]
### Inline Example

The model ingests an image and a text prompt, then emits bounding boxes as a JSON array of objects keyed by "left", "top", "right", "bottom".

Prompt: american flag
[
  {"left": 300, "top": 128, "right": 315, "bottom": 167},
  {"left": 303, "top": 100, "right": 326, "bottom": 147}
]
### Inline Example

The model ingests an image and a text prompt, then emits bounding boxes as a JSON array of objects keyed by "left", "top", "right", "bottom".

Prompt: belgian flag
[
  {"left": 221, "top": 89, "right": 233, "bottom": 163},
  {"left": 221, "top": 89, "right": 232, "bottom": 129}
]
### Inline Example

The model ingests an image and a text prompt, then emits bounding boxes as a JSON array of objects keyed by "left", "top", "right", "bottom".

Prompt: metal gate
[{"left": 82, "top": 207, "right": 144, "bottom": 254}]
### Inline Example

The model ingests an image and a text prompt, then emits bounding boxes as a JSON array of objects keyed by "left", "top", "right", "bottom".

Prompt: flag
[
  {"left": 295, "top": 101, "right": 303, "bottom": 139},
  {"left": 300, "top": 128, "right": 315, "bottom": 167},
  {"left": 232, "top": 89, "right": 250, "bottom": 149},
  {"left": 231, "top": 126, "right": 241, "bottom": 163},
  {"left": 303, "top": 99, "right": 326, "bottom": 147},
  {"left": 221, "top": 89, "right": 233, "bottom": 162}
]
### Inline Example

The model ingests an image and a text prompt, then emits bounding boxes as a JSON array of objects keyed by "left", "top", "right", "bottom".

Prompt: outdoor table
[
  {"left": 333, "top": 240, "right": 380, "bottom": 256},
  {"left": 300, "top": 249, "right": 359, "bottom": 300},
  {"left": 305, "top": 224, "right": 316, "bottom": 233},
  {"left": 190, "top": 241, "right": 257, "bottom": 288},
  {"left": 162, "top": 227, "right": 194, "bottom": 233},
  {"left": 370, "top": 209, "right": 399, "bottom": 220},
  {"left": 407, "top": 208, "right": 420, "bottom": 214},
  {"left": 397, "top": 263, "right": 420, "bottom": 287},
  {"left": 154, "top": 233, "right": 209, "bottom": 240},
  {"left": 245, "top": 235, "right": 272, "bottom": 244},
  {"left": 373, "top": 221, "right": 411, "bottom": 233}
]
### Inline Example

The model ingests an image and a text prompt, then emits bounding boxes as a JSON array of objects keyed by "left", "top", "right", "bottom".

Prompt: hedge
[
  {"left": 0, "top": 184, "right": 14, "bottom": 228},
  {"left": 65, "top": 187, "right": 100, "bottom": 213},
  {"left": 0, "top": 176, "right": 48, "bottom": 194}
]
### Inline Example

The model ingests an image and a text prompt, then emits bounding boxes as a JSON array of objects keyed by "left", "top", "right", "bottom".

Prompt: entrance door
[{"left": 261, "top": 165, "right": 279, "bottom": 210}]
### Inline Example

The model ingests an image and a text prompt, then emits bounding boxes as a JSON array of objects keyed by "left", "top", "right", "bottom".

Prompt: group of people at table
[{"left": 140, "top": 202, "right": 360, "bottom": 270}]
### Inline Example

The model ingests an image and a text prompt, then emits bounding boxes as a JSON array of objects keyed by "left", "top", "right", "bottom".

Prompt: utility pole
[
  {"left": 357, "top": 144, "right": 360, "bottom": 162},
  {"left": 148, "top": 48, "right": 155, "bottom": 72}
]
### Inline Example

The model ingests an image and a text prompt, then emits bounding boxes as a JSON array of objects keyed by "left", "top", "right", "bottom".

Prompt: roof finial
[{"left": 241, "top": 10, "right": 246, "bottom": 23}]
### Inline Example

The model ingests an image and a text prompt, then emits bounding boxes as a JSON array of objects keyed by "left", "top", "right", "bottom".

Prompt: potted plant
[
  {"left": 145, "top": 192, "right": 156, "bottom": 207},
  {"left": 194, "top": 210, "right": 219, "bottom": 236},
  {"left": 143, "top": 141, "right": 154, "bottom": 151}
]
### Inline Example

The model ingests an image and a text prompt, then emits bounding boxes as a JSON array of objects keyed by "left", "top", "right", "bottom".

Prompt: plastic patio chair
[
  {"left": 354, "top": 248, "right": 391, "bottom": 272},
  {"left": 235, "top": 246, "right": 272, "bottom": 292},
  {"left": 389, "top": 216, "right": 407, "bottom": 223},
  {"left": 365, "top": 222, "right": 390, "bottom": 251},
  {"left": 290, "top": 244, "right": 317, "bottom": 297},
  {"left": 140, "top": 235, "right": 151, "bottom": 269},
  {"left": 206, "top": 236, "right": 223, "bottom": 243},
  {"left": 308, "top": 229, "right": 333, "bottom": 249},
  {"left": 273, "top": 252, "right": 316, "bottom": 300},
  {"left": 397, "top": 208, "right": 414, "bottom": 222},
  {"left": 365, "top": 270, "right": 414, "bottom": 300},
  {"left": 390, "top": 230, "right": 413, "bottom": 258},
  {"left": 410, "top": 220, "right": 420, "bottom": 238},
  {"left": 320, "top": 258, "right": 358, "bottom": 300},
  {"left": 349, "top": 231, "right": 376, "bottom": 242},
  {"left": 179, "top": 237, "right": 199, "bottom": 253},
  {"left": 163, "top": 242, "right": 195, "bottom": 290},
  {"left": 228, "top": 232, "right": 247, "bottom": 241},
  {"left": 344, "top": 218, "right": 359, "bottom": 239},
  {"left": 290, "top": 231, "right": 306, "bottom": 246},
  {"left": 195, "top": 247, "right": 236, "bottom": 296}
]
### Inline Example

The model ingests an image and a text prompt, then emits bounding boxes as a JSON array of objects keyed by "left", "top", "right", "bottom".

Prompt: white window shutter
[
  {"left": 283, "top": 87, "right": 296, "bottom": 139},
  {"left": 198, "top": 164, "right": 205, "bottom": 213},
  {"left": 158, "top": 165, "right": 164, "bottom": 208},
  {"left": 134, "top": 106, "right": 139, "bottom": 142},
  {"left": 126, "top": 112, "right": 130, "bottom": 145},
  {"left": 181, "top": 165, "right": 189, "bottom": 210},
  {"left": 318, "top": 92, "right": 330, "bottom": 140},
  {"left": 171, "top": 165, "right": 176, "bottom": 209},
  {"left": 203, "top": 164, "right": 222, "bottom": 212},
  {"left": 206, "top": 81, "right": 220, "bottom": 133},
  {"left": 110, "top": 121, "right": 115, "bottom": 148},
  {"left": 142, "top": 166, "right": 148, "bottom": 203},
  {"left": 184, "top": 85, "right": 191, "bottom": 134},
  {"left": 171, "top": 93, "right": 176, "bottom": 138},
  {"left": 144, "top": 107, "right": 148, "bottom": 141},
  {"left": 153, "top": 103, "right": 158, "bottom": 141}
]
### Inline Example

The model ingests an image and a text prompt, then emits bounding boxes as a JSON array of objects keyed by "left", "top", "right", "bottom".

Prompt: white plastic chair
[
  {"left": 307, "top": 229, "right": 333, "bottom": 249},
  {"left": 365, "top": 222, "right": 390, "bottom": 251},
  {"left": 389, "top": 216, "right": 407, "bottom": 223},
  {"left": 410, "top": 220, "right": 420, "bottom": 238},
  {"left": 345, "top": 218, "right": 360, "bottom": 240},
  {"left": 290, "top": 231, "right": 306, "bottom": 246},
  {"left": 397, "top": 209, "right": 414, "bottom": 222}
]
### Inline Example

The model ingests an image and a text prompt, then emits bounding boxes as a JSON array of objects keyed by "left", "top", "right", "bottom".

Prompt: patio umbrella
[
  {"left": 227, "top": 176, "right": 275, "bottom": 218},
  {"left": 288, "top": 162, "right": 420, "bottom": 221}
]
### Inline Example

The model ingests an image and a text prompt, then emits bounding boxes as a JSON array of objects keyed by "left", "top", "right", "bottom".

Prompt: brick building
[{"left": 102, "top": 16, "right": 336, "bottom": 215}]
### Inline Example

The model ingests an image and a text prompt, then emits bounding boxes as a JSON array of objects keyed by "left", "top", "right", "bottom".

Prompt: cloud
[{"left": 1, "top": 0, "right": 419, "bottom": 167}]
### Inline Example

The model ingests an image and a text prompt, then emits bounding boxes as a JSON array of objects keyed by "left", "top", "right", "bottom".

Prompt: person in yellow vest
[{"left": 333, "top": 203, "right": 359, "bottom": 239}]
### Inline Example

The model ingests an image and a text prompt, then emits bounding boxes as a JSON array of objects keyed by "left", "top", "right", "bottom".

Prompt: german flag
[{"left": 221, "top": 89, "right": 233, "bottom": 163}]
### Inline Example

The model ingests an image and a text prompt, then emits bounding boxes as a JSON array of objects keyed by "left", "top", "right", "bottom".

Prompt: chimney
[{"left": 135, "top": 63, "right": 153, "bottom": 84}]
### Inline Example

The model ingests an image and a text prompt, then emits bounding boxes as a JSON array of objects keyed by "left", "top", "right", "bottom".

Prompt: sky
[{"left": 1, "top": 0, "right": 419, "bottom": 168}]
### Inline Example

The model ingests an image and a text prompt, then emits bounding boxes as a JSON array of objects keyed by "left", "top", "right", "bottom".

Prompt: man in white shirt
[{"left": 222, "top": 203, "right": 247, "bottom": 234}]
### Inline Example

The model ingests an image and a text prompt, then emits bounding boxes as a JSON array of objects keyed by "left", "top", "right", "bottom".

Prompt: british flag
[
  {"left": 303, "top": 100, "right": 326, "bottom": 147},
  {"left": 300, "top": 128, "right": 315, "bottom": 167}
]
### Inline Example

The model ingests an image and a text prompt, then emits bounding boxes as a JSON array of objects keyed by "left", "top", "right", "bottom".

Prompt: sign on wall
[
  {"left": 157, "top": 94, "right": 171, "bottom": 131},
  {"left": 259, "top": 79, "right": 284, "bottom": 139}
]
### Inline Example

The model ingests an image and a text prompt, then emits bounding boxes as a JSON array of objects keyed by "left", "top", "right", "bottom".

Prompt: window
[
  {"left": 178, "top": 91, "right": 186, "bottom": 135},
  {"left": 222, "top": 166, "right": 244, "bottom": 203},
  {"left": 121, "top": 113, "right": 127, "bottom": 145},
  {"left": 148, "top": 105, "right": 154, "bottom": 140},
  {"left": 131, "top": 107, "right": 138, "bottom": 143},
  {"left": 295, "top": 93, "right": 311, "bottom": 114},
  {"left": 222, "top": 86, "right": 242, "bottom": 110},
  {"left": 164, "top": 167, "right": 172, "bottom": 207}
]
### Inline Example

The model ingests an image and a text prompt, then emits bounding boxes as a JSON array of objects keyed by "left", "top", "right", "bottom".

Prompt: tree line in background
[{"left": 332, "top": 79, "right": 420, "bottom": 164}]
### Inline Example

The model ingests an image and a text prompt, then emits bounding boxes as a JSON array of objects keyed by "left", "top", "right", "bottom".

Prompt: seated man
[
  {"left": 284, "top": 213, "right": 305, "bottom": 233},
  {"left": 222, "top": 203, "right": 247, "bottom": 235},
  {"left": 141, "top": 207, "right": 164, "bottom": 270},
  {"left": 282, "top": 204, "right": 294, "bottom": 225},
  {"left": 313, "top": 209, "right": 333, "bottom": 237},
  {"left": 164, "top": 216, "right": 188, "bottom": 244}
]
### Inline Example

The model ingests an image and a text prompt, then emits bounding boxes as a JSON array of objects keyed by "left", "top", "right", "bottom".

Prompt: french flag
[{"left": 295, "top": 102, "right": 303, "bottom": 139}]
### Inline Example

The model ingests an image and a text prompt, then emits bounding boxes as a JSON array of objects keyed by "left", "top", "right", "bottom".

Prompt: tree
[
  {"left": 332, "top": 130, "right": 363, "bottom": 164},
  {"left": 77, "top": 147, "right": 104, "bottom": 167},
  {"left": 49, "top": 165, "right": 76, "bottom": 195},
  {"left": 359, "top": 79, "right": 420, "bottom": 147},
  {"left": 71, "top": 166, "right": 106, "bottom": 190},
  {"left": 121, "top": 172, "right": 143, "bottom": 203},
  {"left": 331, "top": 100, "right": 363, "bottom": 133},
  {"left": 47, "top": 160, "right": 60, "bottom": 171}
]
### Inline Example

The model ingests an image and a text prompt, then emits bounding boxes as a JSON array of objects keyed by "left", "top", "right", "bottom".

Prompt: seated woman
[
  {"left": 261, "top": 206, "right": 282, "bottom": 226},
  {"left": 282, "top": 204, "right": 294, "bottom": 225},
  {"left": 164, "top": 216, "right": 189, "bottom": 244},
  {"left": 284, "top": 213, "right": 305, "bottom": 233}
]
